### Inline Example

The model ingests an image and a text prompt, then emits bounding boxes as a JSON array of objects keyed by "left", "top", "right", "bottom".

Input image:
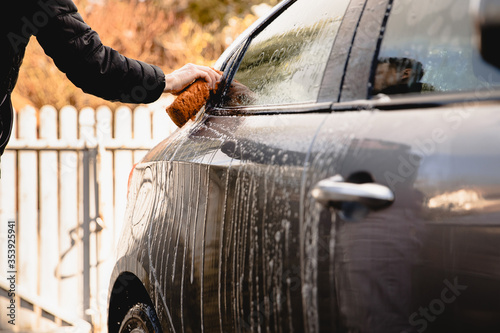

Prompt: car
[{"left": 107, "top": 0, "right": 500, "bottom": 332}]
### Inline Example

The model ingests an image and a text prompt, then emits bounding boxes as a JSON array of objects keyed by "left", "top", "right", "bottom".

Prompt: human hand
[{"left": 164, "top": 63, "right": 222, "bottom": 94}]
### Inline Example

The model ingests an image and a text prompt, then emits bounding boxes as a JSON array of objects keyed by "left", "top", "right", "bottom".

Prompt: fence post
[
  {"left": 39, "top": 105, "right": 59, "bottom": 309},
  {"left": 58, "top": 105, "right": 81, "bottom": 313},
  {"left": 114, "top": 106, "right": 133, "bottom": 247},
  {"left": 133, "top": 106, "right": 151, "bottom": 163},
  {"left": 80, "top": 108, "right": 95, "bottom": 324},
  {"left": 18, "top": 105, "right": 39, "bottom": 330},
  {"left": 95, "top": 106, "right": 113, "bottom": 327}
]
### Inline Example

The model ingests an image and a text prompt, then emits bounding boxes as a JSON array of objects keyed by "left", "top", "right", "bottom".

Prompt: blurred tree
[
  {"left": 152, "top": 0, "right": 280, "bottom": 26},
  {"left": 187, "top": 0, "right": 277, "bottom": 26}
]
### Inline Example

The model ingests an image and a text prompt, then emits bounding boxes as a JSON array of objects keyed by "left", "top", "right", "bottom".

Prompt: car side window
[
  {"left": 221, "top": 0, "right": 351, "bottom": 108},
  {"left": 371, "top": 0, "right": 500, "bottom": 97}
]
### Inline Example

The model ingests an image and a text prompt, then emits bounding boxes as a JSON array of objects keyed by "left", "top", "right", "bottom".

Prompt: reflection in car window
[
  {"left": 222, "top": 0, "right": 351, "bottom": 107},
  {"left": 372, "top": 0, "right": 500, "bottom": 97}
]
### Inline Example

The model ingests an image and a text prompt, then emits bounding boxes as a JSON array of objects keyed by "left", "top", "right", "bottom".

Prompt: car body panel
[
  {"left": 307, "top": 103, "right": 500, "bottom": 332},
  {"left": 109, "top": 0, "right": 500, "bottom": 331},
  {"left": 121, "top": 111, "right": 333, "bottom": 332}
]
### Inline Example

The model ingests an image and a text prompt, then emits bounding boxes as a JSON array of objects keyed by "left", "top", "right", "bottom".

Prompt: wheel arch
[{"left": 108, "top": 271, "right": 156, "bottom": 333}]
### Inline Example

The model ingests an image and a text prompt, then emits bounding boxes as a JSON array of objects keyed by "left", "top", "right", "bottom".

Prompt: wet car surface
[{"left": 108, "top": 0, "right": 500, "bottom": 332}]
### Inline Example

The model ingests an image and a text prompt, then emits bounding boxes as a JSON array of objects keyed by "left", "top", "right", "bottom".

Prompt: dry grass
[{"left": 13, "top": 0, "right": 257, "bottom": 110}]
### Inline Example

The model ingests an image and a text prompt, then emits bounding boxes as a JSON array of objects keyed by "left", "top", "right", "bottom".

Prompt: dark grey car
[{"left": 108, "top": 0, "right": 500, "bottom": 332}]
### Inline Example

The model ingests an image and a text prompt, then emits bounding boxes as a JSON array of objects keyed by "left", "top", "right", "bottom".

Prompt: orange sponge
[{"left": 166, "top": 79, "right": 212, "bottom": 128}]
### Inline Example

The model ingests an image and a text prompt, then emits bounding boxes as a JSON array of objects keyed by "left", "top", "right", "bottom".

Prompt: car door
[
  {"left": 140, "top": 0, "right": 361, "bottom": 332},
  {"left": 199, "top": 1, "right": 362, "bottom": 332},
  {"left": 305, "top": 0, "right": 500, "bottom": 332}
]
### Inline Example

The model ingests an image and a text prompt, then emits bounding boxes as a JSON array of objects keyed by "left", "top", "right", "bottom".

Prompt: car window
[
  {"left": 371, "top": 0, "right": 500, "bottom": 97},
  {"left": 221, "top": 0, "right": 351, "bottom": 108}
]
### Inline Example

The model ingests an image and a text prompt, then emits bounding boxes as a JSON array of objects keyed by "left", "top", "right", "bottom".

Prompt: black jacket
[{"left": 0, "top": 0, "right": 166, "bottom": 154}]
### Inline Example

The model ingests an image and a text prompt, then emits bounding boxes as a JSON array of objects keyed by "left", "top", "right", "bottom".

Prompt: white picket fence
[{"left": 0, "top": 96, "right": 177, "bottom": 332}]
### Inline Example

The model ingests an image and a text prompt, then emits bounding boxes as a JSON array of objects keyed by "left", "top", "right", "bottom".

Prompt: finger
[
  {"left": 195, "top": 69, "right": 215, "bottom": 89},
  {"left": 195, "top": 66, "right": 222, "bottom": 89},
  {"left": 197, "top": 70, "right": 214, "bottom": 89}
]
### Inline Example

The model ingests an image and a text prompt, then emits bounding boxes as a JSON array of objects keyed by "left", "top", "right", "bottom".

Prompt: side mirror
[{"left": 472, "top": 0, "right": 500, "bottom": 69}]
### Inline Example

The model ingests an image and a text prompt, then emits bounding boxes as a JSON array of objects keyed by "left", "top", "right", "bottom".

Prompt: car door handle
[{"left": 311, "top": 175, "right": 394, "bottom": 209}]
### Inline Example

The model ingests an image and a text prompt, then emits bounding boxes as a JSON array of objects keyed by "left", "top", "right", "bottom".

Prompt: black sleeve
[{"left": 34, "top": 0, "right": 165, "bottom": 104}]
